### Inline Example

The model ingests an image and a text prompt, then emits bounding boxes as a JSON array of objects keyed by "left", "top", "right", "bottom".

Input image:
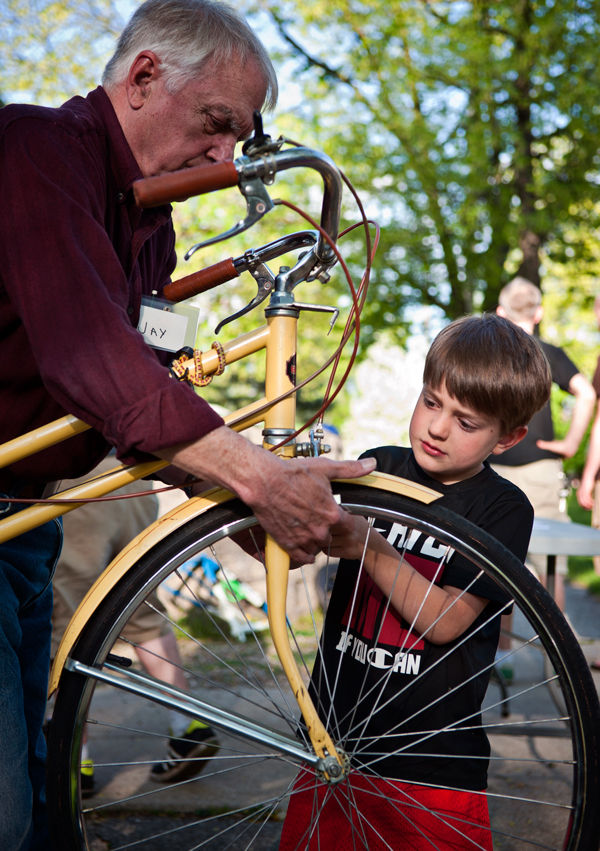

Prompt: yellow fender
[{"left": 49, "top": 471, "right": 440, "bottom": 695}]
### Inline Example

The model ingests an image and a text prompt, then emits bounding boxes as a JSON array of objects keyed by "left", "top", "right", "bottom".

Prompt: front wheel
[{"left": 47, "top": 485, "right": 600, "bottom": 850}]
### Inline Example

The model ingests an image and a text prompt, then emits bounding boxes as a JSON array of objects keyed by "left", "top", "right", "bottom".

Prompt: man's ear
[
  {"left": 496, "top": 305, "right": 507, "bottom": 318},
  {"left": 126, "top": 51, "right": 161, "bottom": 110},
  {"left": 490, "top": 425, "right": 528, "bottom": 456}
]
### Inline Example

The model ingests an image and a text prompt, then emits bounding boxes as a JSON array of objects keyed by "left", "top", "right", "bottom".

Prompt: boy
[{"left": 280, "top": 314, "right": 552, "bottom": 851}]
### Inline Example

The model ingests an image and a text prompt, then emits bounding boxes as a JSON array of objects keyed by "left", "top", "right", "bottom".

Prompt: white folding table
[{"left": 528, "top": 517, "right": 600, "bottom": 599}]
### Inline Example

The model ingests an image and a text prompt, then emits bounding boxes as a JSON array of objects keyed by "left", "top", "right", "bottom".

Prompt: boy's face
[{"left": 409, "top": 382, "right": 526, "bottom": 485}]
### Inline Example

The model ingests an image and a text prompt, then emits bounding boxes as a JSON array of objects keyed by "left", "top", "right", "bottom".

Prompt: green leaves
[
  {"left": 0, "top": 0, "right": 124, "bottom": 105},
  {"left": 260, "top": 0, "right": 600, "bottom": 327}
]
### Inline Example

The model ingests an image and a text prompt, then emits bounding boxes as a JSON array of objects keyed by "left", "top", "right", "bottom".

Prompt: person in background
[
  {"left": 491, "top": 278, "right": 595, "bottom": 614},
  {"left": 576, "top": 294, "right": 600, "bottom": 566},
  {"left": 575, "top": 294, "right": 600, "bottom": 670},
  {"left": 49, "top": 455, "right": 219, "bottom": 798}
]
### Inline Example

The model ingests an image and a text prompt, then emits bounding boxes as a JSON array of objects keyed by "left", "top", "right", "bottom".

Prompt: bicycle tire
[{"left": 46, "top": 484, "right": 600, "bottom": 851}]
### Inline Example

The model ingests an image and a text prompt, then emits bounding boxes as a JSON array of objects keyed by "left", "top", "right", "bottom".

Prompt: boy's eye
[
  {"left": 458, "top": 419, "right": 477, "bottom": 432},
  {"left": 423, "top": 396, "right": 437, "bottom": 409}
]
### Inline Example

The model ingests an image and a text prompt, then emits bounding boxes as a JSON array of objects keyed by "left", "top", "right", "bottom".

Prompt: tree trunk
[{"left": 517, "top": 230, "right": 541, "bottom": 287}]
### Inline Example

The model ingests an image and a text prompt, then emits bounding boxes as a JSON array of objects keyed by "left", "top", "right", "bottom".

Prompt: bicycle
[{"left": 1, "top": 120, "right": 598, "bottom": 850}]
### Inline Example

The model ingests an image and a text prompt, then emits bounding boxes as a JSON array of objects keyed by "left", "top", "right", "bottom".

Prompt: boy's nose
[{"left": 428, "top": 414, "right": 449, "bottom": 440}]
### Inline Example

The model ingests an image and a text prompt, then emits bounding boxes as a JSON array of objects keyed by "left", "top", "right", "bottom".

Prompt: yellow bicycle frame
[{"left": 0, "top": 313, "right": 441, "bottom": 765}]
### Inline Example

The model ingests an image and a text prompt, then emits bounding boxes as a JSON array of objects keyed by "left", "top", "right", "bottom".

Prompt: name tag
[{"left": 138, "top": 296, "right": 199, "bottom": 353}]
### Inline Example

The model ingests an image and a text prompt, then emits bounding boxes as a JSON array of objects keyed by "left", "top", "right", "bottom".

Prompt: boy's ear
[{"left": 490, "top": 425, "right": 528, "bottom": 456}]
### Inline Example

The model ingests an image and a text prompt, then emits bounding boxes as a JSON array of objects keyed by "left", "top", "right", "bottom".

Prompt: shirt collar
[
  {"left": 85, "top": 86, "right": 144, "bottom": 199},
  {"left": 85, "top": 86, "right": 171, "bottom": 224}
]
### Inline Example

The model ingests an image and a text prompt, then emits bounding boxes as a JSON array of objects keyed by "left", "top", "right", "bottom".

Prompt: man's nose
[{"left": 205, "top": 134, "right": 237, "bottom": 163}]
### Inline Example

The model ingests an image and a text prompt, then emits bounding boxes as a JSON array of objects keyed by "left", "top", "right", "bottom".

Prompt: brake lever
[
  {"left": 215, "top": 261, "right": 275, "bottom": 334},
  {"left": 185, "top": 172, "right": 274, "bottom": 260}
]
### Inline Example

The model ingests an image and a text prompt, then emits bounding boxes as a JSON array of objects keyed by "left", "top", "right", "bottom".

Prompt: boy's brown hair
[{"left": 423, "top": 314, "right": 551, "bottom": 434}]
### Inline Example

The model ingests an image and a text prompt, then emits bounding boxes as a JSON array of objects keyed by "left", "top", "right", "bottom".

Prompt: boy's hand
[{"left": 328, "top": 513, "right": 372, "bottom": 560}]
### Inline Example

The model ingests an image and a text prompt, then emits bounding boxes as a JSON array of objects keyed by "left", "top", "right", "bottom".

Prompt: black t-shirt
[
  {"left": 495, "top": 339, "right": 578, "bottom": 467},
  {"left": 311, "top": 446, "right": 533, "bottom": 791}
]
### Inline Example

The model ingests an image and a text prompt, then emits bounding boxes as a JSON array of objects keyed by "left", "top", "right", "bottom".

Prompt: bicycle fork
[{"left": 261, "top": 307, "right": 346, "bottom": 780}]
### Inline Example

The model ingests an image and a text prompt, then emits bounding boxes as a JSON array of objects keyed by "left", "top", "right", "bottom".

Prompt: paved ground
[{"left": 58, "top": 579, "right": 600, "bottom": 850}]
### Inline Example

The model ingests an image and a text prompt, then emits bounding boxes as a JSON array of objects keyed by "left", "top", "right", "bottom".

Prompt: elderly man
[{"left": 0, "top": 2, "right": 373, "bottom": 847}]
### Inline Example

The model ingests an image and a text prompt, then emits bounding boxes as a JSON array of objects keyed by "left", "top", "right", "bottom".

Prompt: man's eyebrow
[{"left": 195, "top": 102, "right": 244, "bottom": 136}]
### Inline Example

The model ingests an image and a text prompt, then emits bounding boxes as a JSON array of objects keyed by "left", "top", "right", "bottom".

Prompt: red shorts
[{"left": 279, "top": 770, "right": 493, "bottom": 851}]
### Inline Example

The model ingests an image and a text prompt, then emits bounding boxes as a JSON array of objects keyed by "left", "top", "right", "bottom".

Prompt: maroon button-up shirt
[{"left": 0, "top": 87, "right": 224, "bottom": 490}]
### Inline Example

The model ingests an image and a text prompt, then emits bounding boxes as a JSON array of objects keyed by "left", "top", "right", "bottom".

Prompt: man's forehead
[{"left": 194, "top": 55, "right": 267, "bottom": 100}]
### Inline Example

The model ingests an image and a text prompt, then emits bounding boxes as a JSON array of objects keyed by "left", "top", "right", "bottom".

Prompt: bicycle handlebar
[
  {"left": 133, "top": 147, "right": 342, "bottom": 255},
  {"left": 163, "top": 230, "right": 318, "bottom": 303},
  {"left": 163, "top": 258, "right": 240, "bottom": 302},
  {"left": 133, "top": 161, "right": 239, "bottom": 207}
]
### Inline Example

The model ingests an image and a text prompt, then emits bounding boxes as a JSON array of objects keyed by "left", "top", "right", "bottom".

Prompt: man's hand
[
  {"left": 537, "top": 373, "right": 595, "bottom": 459},
  {"left": 155, "top": 426, "right": 376, "bottom": 565}
]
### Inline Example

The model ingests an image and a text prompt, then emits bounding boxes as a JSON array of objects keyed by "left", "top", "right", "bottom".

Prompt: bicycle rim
[{"left": 46, "top": 484, "right": 600, "bottom": 851}]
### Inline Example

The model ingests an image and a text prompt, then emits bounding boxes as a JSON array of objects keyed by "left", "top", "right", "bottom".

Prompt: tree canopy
[
  {"left": 3, "top": 0, "right": 600, "bottom": 421},
  {"left": 0, "top": 0, "right": 123, "bottom": 105},
  {"left": 261, "top": 0, "right": 600, "bottom": 340}
]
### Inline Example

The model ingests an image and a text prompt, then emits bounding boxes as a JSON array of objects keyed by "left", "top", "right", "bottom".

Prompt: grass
[{"left": 566, "top": 492, "right": 600, "bottom": 597}]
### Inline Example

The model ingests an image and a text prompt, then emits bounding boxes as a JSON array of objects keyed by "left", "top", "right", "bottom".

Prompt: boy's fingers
[{"left": 331, "top": 505, "right": 356, "bottom": 536}]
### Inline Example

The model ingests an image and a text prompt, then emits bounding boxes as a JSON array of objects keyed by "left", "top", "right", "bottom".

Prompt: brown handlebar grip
[
  {"left": 163, "top": 258, "right": 240, "bottom": 302},
  {"left": 133, "top": 161, "right": 239, "bottom": 207}
]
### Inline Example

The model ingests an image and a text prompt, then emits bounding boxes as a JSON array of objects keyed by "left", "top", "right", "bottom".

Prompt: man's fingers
[
  {"left": 296, "top": 456, "right": 377, "bottom": 480},
  {"left": 335, "top": 457, "right": 377, "bottom": 479},
  {"left": 288, "top": 546, "right": 316, "bottom": 565}
]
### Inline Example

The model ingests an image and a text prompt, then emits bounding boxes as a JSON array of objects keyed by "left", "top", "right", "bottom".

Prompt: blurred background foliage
[{"left": 2, "top": 0, "right": 600, "bottom": 457}]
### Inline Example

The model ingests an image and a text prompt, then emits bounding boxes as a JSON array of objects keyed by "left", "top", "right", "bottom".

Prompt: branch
[{"left": 270, "top": 13, "right": 356, "bottom": 88}]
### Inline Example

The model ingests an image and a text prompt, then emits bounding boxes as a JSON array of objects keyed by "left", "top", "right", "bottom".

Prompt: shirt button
[
  {"left": 117, "top": 192, "right": 124, "bottom": 201},
  {"left": 127, "top": 306, "right": 134, "bottom": 315}
]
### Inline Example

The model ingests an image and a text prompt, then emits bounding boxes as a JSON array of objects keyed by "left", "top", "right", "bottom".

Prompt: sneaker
[
  {"left": 150, "top": 722, "right": 219, "bottom": 783},
  {"left": 80, "top": 758, "right": 95, "bottom": 798},
  {"left": 494, "top": 651, "right": 514, "bottom": 684},
  {"left": 498, "top": 664, "right": 514, "bottom": 684}
]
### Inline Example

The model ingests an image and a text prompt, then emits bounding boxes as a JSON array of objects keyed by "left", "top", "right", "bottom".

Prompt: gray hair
[
  {"left": 102, "top": 0, "right": 277, "bottom": 110},
  {"left": 498, "top": 276, "right": 542, "bottom": 322}
]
